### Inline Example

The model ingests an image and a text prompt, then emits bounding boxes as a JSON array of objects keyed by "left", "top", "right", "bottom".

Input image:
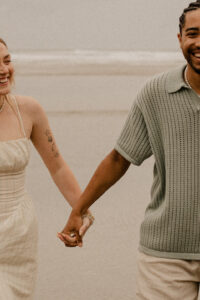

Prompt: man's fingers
[
  {"left": 57, "top": 232, "right": 77, "bottom": 246},
  {"left": 64, "top": 238, "right": 83, "bottom": 248},
  {"left": 58, "top": 232, "right": 83, "bottom": 248},
  {"left": 64, "top": 242, "right": 78, "bottom": 248},
  {"left": 61, "top": 233, "right": 78, "bottom": 243}
]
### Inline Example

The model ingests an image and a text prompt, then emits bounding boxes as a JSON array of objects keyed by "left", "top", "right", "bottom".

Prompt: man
[{"left": 58, "top": 1, "right": 200, "bottom": 299}]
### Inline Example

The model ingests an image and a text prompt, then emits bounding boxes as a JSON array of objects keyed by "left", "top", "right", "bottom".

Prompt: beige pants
[{"left": 136, "top": 251, "right": 200, "bottom": 300}]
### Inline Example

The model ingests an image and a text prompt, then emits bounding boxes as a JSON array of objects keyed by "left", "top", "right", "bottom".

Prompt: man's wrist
[{"left": 72, "top": 206, "right": 87, "bottom": 216}]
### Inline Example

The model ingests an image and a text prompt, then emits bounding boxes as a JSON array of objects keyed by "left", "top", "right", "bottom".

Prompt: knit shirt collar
[{"left": 166, "top": 64, "right": 189, "bottom": 94}]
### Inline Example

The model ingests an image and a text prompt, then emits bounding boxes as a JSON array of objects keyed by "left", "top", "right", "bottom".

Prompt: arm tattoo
[{"left": 45, "top": 129, "right": 60, "bottom": 158}]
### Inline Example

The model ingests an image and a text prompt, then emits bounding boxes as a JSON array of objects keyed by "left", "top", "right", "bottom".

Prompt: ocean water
[{"left": 12, "top": 50, "right": 184, "bottom": 76}]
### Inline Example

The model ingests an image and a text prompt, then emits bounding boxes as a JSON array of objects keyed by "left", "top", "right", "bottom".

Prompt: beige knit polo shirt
[{"left": 115, "top": 65, "right": 200, "bottom": 260}]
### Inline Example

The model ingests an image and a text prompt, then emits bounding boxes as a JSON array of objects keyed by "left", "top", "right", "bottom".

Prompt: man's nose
[{"left": 195, "top": 37, "right": 200, "bottom": 47}]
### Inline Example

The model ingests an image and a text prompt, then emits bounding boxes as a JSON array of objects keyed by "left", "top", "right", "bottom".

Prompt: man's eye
[
  {"left": 187, "top": 33, "right": 197, "bottom": 37},
  {"left": 4, "top": 60, "right": 11, "bottom": 64}
]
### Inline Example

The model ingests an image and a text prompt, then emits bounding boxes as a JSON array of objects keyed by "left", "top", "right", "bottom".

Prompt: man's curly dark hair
[{"left": 179, "top": 1, "right": 200, "bottom": 34}]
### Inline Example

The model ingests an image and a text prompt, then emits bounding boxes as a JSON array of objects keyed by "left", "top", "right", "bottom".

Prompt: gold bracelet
[{"left": 82, "top": 213, "right": 95, "bottom": 225}]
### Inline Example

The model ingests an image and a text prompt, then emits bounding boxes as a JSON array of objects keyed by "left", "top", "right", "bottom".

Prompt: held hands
[{"left": 57, "top": 210, "right": 94, "bottom": 247}]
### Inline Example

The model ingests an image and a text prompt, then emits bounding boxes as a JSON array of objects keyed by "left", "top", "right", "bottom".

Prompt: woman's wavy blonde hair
[
  {"left": 0, "top": 38, "right": 14, "bottom": 86},
  {"left": 0, "top": 38, "right": 7, "bottom": 48},
  {"left": 0, "top": 39, "right": 21, "bottom": 132}
]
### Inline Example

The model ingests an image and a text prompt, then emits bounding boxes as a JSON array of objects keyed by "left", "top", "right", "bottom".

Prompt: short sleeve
[{"left": 115, "top": 102, "right": 152, "bottom": 166}]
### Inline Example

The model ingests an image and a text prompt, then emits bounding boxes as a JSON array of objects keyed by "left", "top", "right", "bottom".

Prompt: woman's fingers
[
  {"left": 79, "top": 216, "right": 92, "bottom": 237},
  {"left": 79, "top": 224, "right": 87, "bottom": 237},
  {"left": 79, "top": 218, "right": 90, "bottom": 236},
  {"left": 57, "top": 233, "right": 66, "bottom": 243}
]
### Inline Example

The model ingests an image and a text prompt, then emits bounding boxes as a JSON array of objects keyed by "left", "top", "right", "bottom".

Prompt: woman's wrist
[
  {"left": 82, "top": 212, "right": 95, "bottom": 225},
  {"left": 72, "top": 204, "right": 94, "bottom": 224}
]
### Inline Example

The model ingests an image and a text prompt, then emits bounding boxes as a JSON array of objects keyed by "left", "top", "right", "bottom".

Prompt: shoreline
[{"left": 12, "top": 50, "right": 185, "bottom": 76}]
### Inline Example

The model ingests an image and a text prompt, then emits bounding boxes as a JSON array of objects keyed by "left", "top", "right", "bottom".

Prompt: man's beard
[{"left": 186, "top": 52, "right": 200, "bottom": 75}]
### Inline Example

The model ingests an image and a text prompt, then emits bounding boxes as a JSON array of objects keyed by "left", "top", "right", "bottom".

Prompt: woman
[{"left": 0, "top": 38, "right": 93, "bottom": 299}]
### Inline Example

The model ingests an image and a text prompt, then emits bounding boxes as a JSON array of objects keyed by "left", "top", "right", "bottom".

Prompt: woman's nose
[{"left": 0, "top": 64, "right": 8, "bottom": 74}]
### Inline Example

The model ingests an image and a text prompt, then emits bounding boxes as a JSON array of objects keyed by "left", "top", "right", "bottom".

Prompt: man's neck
[{"left": 186, "top": 65, "right": 200, "bottom": 95}]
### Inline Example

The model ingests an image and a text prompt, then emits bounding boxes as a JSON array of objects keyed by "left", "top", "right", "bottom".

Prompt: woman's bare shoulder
[{"left": 14, "top": 94, "right": 43, "bottom": 114}]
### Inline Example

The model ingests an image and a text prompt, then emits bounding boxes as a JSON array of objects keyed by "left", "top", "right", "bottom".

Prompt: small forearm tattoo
[
  {"left": 48, "top": 136, "right": 53, "bottom": 142},
  {"left": 45, "top": 129, "right": 60, "bottom": 158}
]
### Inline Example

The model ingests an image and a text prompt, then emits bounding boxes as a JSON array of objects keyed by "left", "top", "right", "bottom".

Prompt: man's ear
[{"left": 177, "top": 33, "right": 182, "bottom": 47}]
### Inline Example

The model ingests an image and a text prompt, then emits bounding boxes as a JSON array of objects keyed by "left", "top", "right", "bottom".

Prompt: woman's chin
[{"left": 0, "top": 87, "right": 11, "bottom": 95}]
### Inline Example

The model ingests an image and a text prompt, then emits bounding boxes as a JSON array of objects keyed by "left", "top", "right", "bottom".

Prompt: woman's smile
[{"left": 0, "top": 77, "right": 9, "bottom": 86}]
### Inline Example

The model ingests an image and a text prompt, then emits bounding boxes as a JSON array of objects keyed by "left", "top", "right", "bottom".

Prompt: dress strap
[{"left": 12, "top": 95, "right": 26, "bottom": 138}]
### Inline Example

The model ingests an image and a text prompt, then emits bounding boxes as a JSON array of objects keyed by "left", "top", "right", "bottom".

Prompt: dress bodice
[
  {"left": 0, "top": 95, "right": 30, "bottom": 174},
  {"left": 0, "top": 96, "right": 30, "bottom": 208},
  {"left": 0, "top": 138, "right": 30, "bottom": 174}
]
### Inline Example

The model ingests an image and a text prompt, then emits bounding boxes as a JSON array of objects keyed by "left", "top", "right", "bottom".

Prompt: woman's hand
[
  {"left": 57, "top": 210, "right": 94, "bottom": 247},
  {"left": 79, "top": 212, "right": 95, "bottom": 237}
]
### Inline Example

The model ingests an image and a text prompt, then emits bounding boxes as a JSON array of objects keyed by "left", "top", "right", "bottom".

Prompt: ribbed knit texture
[{"left": 115, "top": 65, "right": 200, "bottom": 259}]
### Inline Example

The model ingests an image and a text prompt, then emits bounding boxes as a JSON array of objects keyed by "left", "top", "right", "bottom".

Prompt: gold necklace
[
  {"left": 184, "top": 67, "right": 200, "bottom": 97},
  {"left": 184, "top": 67, "right": 192, "bottom": 89}
]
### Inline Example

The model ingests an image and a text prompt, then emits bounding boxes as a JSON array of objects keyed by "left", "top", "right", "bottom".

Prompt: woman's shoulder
[{"left": 14, "top": 94, "right": 44, "bottom": 114}]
